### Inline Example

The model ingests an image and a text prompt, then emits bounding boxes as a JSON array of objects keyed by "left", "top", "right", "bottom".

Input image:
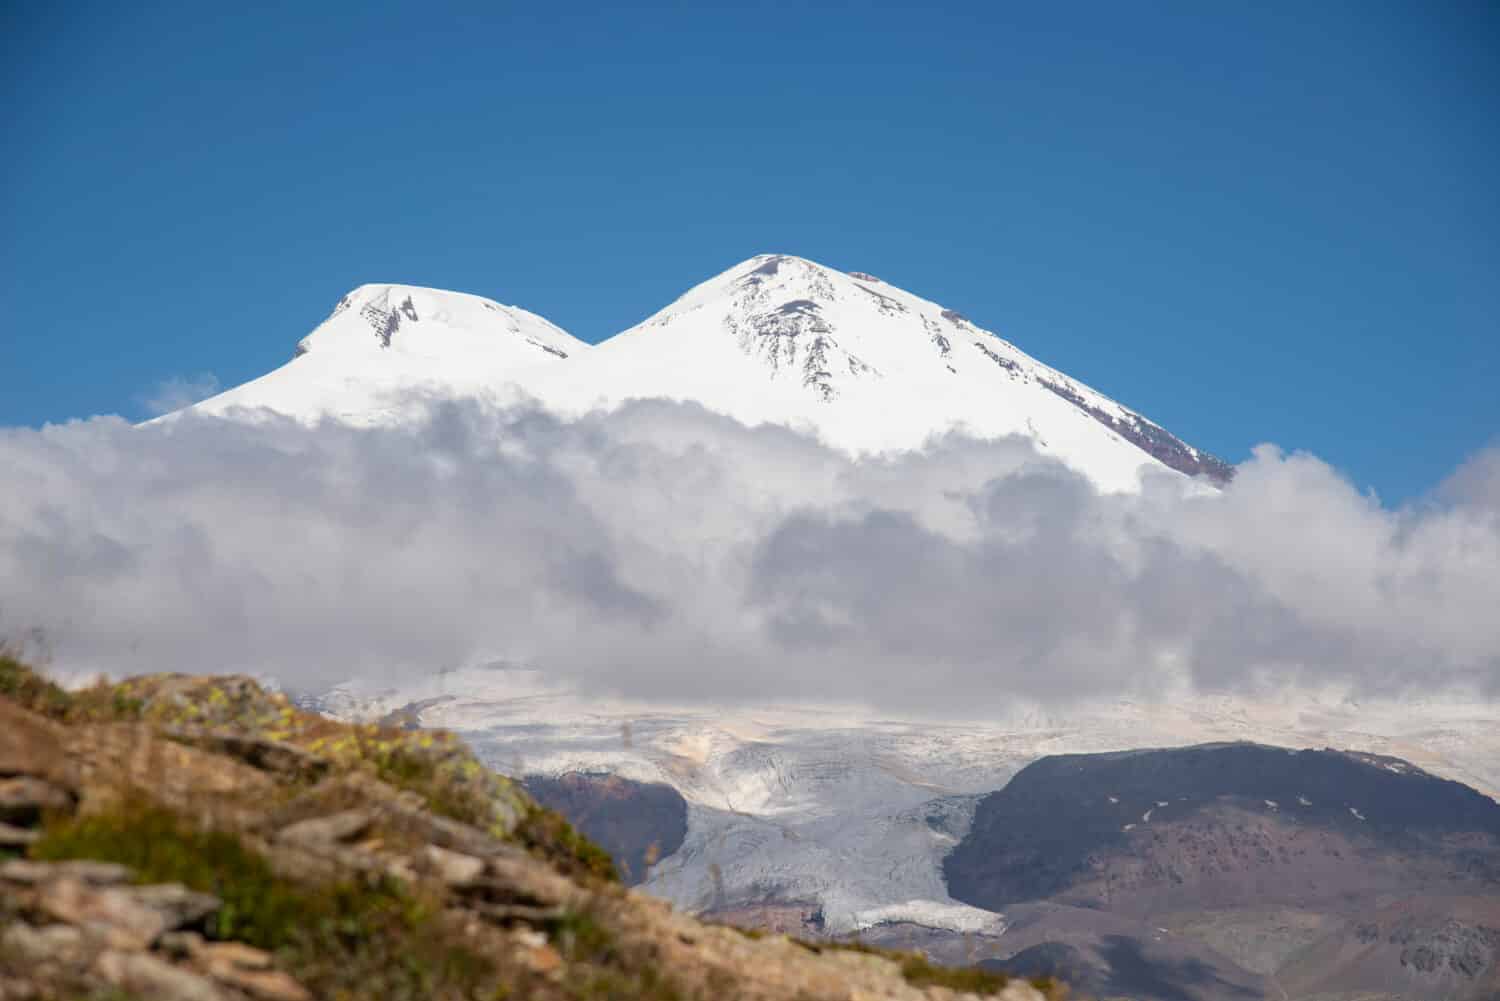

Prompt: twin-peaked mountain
[{"left": 189, "top": 254, "right": 1232, "bottom": 490}]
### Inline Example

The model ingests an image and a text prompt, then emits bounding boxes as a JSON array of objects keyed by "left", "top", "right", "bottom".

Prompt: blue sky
[{"left": 3, "top": 1, "right": 1495, "bottom": 502}]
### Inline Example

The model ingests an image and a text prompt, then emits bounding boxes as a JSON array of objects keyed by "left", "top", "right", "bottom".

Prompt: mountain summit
[
  {"left": 530, "top": 255, "right": 1232, "bottom": 488},
  {"left": 192, "top": 283, "right": 584, "bottom": 424},
  {"left": 185, "top": 256, "right": 1231, "bottom": 489}
]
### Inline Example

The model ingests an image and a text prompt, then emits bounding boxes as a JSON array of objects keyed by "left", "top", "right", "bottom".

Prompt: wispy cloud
[
  {"left": 138, "top": 373, "right": 220, "bottom": 416},
  {"left": 0, "top": 399, "right": 1496, "bottom": 711}
]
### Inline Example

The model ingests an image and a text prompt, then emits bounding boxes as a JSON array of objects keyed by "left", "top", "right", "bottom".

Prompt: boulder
[
  {"left": 275, "top": 807, "right": 374, "bottom": 846},
  {"left": 38, "top": 878, "right": 170, "bottom": 950},
  {"left": 0, "top": 923, "right": 85, "bottom": 966},
  {"left": 0, "top": 859, "right": 131, "bottom": 886},
  {"left": 0, "top": 777, "right": 74, "bottom": 824},
  {"left": 0, "top": 822, "right": 38, "bottom": 848},
  {"left": 128, "top": 883, "right": 221, "bottom": 930},
  {"left": 422, "top": 843, "right": 485, "bottom": 887},
  {"left": 0, "top": 701, "right": 73, "bottom": 786},
  {"left": 196, "top": 942, "right": 313, "bottom": 1001},
  {"left": 95, "top": 950, "right": 234, "bottom": 1001}
]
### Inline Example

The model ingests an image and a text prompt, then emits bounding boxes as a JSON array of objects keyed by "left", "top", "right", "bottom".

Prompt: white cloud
[
  {"left": 0, "top": 400, "right": 1496, "bottom": 711},
  {"left": 139, "top": 373, "right": 220, "bottom": 416},
  {"left": 1440, "top": 439, "right": 1500, "bottom": 513}
]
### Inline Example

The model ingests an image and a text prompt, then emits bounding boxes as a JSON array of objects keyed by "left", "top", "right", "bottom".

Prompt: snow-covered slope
[
  {"left": 179, "top": 256, "right": 1230, "bottom": 491},
  {"left": 527, "top": 254, "right": 1231, "bottom": 490},
  {"left": 188, "top": 284, "right": 585, "bottom": 424},
  {"left": 306, "top": 667, "right": 1500, "bottom": 938}
]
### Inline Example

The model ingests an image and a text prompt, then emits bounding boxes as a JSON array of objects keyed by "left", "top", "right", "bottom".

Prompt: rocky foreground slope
[{"left": 0, "top": 655, "right": 1059, "bottom": 1001}]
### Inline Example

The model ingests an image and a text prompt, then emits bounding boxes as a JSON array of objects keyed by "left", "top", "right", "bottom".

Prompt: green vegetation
[
  {"left": 545, "top": 905, "right": 687, "bottom": 1001},
  {"left": 515, "top": 803, "right": 620, "bottom": 884},
  {"left": 0, "top": 649, "right": 141, "bottom": 723},
  {"left": 34, "top": 802, "right": 311, "bottom": 947},
  {"left": 0, "top": 649, "right": 69, "bottom": 716},
  {"left": 789, "top": 935, "right": 1061, "bottom": 998},
  {"left": 897, "top": 953, "right": 1010, "bottom": 994},
  {"left": 546, "top": 908, "right": 618, "bottom": 964},
  {"left": 32, "top": 801, "right": 500, "bottom": 1001},
  {"left": 334, "top": 723, "right": 617, "bottom": 886},
  {"left": 353, "top": 726, "right": 497, "bottom": 823}
]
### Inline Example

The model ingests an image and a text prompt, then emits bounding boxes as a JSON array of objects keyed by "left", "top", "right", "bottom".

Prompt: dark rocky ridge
[
  {"left": 987, "top": 935, "right": 1265, "bottom": 1001},
  {"left": 522, "top": 771, "right": 688, "bottom": 886},
  {"left": 943, "top": 742, "right": 1500, "bottom": 1001},
  {"left": 1035, "top": 375, "right": 1236, "bottom": 485},
  {"left": 946, "top": 742, "right": 1500, "bottom": 913}
]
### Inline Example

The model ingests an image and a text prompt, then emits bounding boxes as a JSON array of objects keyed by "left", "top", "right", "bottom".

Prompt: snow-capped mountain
[
  {"left": 183, "top": 256, "right": 1230, "bottom": 491},
  {"left": 189, "top": 283, "right": 584, "bottom": 424},
  {"left": 165, "top": 255, "right": 1500, "bottom": 979},
  {"left": 530, "top": 254, "right": 1231, "bottom": 489}
]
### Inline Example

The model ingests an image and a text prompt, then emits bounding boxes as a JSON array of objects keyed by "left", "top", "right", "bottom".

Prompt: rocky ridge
[
  {"left": 0, "top": 654, "right": 1059, "bottom": 1001},
  {"left": 945, "top": 742, "right": 1500, "bottom": 1001},
  {"left": 521, "top": 772, "right": 689, "bottom": 887}
]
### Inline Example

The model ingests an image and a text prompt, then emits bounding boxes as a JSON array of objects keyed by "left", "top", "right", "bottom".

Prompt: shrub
[{"left": 0, "top": 650, "right": 141, "bottom": 723}]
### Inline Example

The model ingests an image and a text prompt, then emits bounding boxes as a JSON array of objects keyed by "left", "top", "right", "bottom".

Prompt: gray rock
[
  {"left": 373, "top": 799, "right": 519, "bottom": 859},
  {"left": 464, "top": 855, "right": 581, "bottom": 912},
  {"left": 203, "top": 962, "right": 313, "bottom": 1001},
  {"left": 0, "top": 821, "right": 38, "bottom": 847},
  {"left": 0, "top": 858, "right": 131, "bottom": 886},
  {"left": 128, "top": 884, "right": 221, "bottom": 929},
  {"left": 0, "top": 977, "right": 41, "bottom": 1000},
  {"left": 276, "top": 807, "right": 373, "bottom": 846},
  {"left": 423, "top": 844, "right": 485, "bottom": 886},
  {"left": 158, "top": 929, "right": 206, "bottom": 958},
  {"left": 165, "top": 729, "right": 331, "bottom": 782},
  {"left": 317, "top": 771, "right": 520, "bottom": 856},
  {"left": 39, "top": 878, "right": 169, "bottom": 950},
  {"left": 96, "top": 950, "right": 235, "bottom": 1001},
  {"left": 195, "top": 940, "right": 273, "bottom": 970},
  {"left": 0, "top": 777, "right": 73, "bottom": 824},
  {"left": 193, "top": 942, "right": 313, "bottom": 1001},
  {"left": 0, "top": 922, "right": 85, "bottom": 965}
]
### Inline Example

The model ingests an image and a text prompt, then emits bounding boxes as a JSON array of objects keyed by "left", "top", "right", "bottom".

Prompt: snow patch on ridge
[{"left": 849, "top": 900, "right": 1007, "bottom": 935}]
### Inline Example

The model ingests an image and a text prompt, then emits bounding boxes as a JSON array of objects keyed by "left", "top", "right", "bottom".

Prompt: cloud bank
[{"left": 1, "top": 401, "right": 1496, "bottom": 712}]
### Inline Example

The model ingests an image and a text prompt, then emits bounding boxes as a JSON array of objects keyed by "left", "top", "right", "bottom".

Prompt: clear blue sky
[{"left": 3, "top": 1, "right": 1495, "bottom": 501}]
